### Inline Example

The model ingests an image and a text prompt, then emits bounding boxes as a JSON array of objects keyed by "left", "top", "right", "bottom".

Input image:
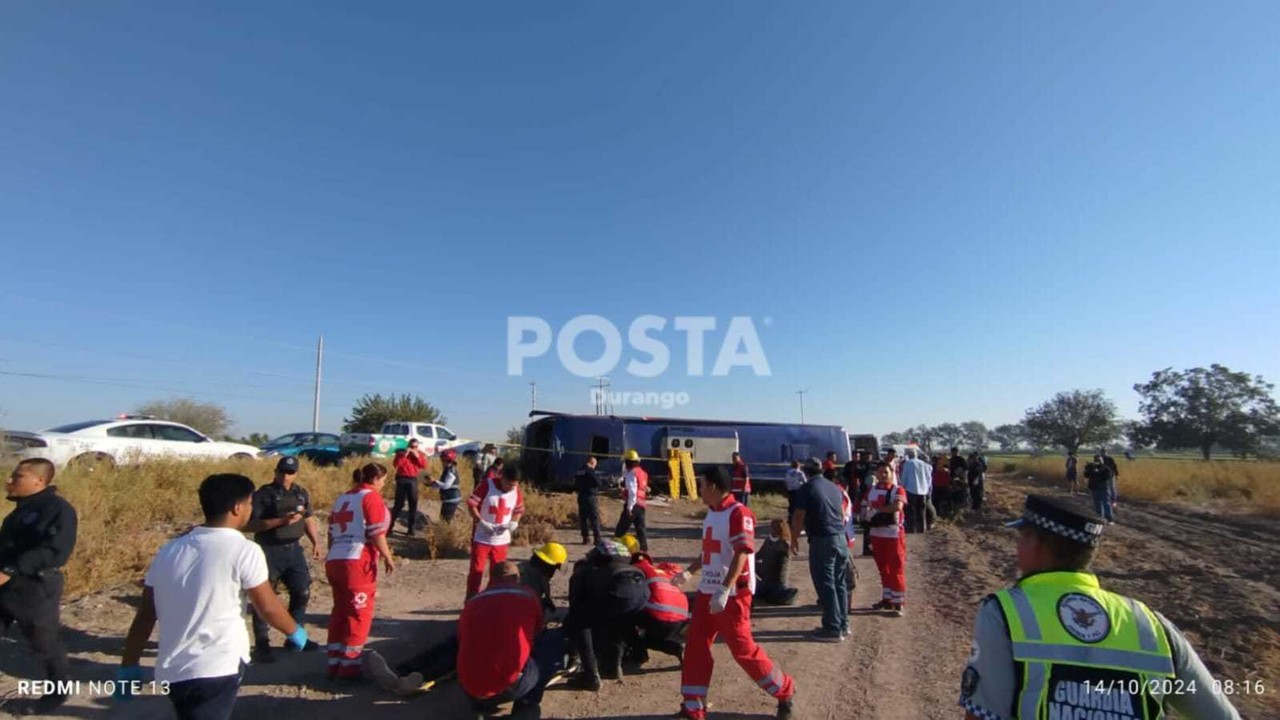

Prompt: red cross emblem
[
  {"left": 485, "top": 495, "right": 510, "bottom": 524},
  {"left": 701, "top": 526, "right": 722, "bottom": 566},
  {"left": 331, "top": 501, "right": 354, "bottom": 533}
]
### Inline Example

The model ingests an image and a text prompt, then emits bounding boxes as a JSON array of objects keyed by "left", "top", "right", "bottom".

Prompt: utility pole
[
  {"left": 312, "top": 335, "right": 324, "bottom": 432},
  {"left": 796, "top": 389, "right": 808, "bottom": 425},
  {"left": 593, "top": 377, "right": 611, "bottom": 415},
  {"left": 529, "top": 380, "right": 537, "bottom": 411}
]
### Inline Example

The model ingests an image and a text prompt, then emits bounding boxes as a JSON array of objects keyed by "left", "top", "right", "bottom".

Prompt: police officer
[
  {"left": 575, "top": 456, "right": 603, "bottom": 545},
  {"left": 961, "top": 495, "right": 1241, "bottom": 720},
  {"left": 246, "top": 456, "right": 321, "bottom": 663},
  {"left": 0, "top": 459, "right": 77, "bottom": 715}
]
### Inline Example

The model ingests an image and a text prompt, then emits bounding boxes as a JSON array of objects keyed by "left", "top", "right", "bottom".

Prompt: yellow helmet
[
  {"left": 619, "top": 534, "right": 640, "bottom": 554},
  {"left": 533, "top": 541, "right": 568, "bottom": 567},
  {"left": 623, "top": 449, "right": 641, "bottom": 462}
]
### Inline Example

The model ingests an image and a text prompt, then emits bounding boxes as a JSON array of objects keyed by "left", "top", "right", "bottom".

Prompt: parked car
[
  {"left": 3, "top": 416, "right": 262, "bottom": 470},
  {"left": 260, "top": 431, "right": 343, "bottom": 467},
  {"left": 339, "top": 421, "right": 470, "bottom": 460}
]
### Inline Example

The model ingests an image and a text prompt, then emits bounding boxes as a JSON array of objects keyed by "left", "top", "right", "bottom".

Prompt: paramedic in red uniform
[
  {"left": 861, "top": 461, "right": 907, "bottom": 616},
  {"left": 466, "top": 463, "right": 526, "bottom": 600},
  {"left": 389, "top": 439, "right": 429, "bottom": 536},
  {"left": 458, "top": 561, "right": 548, "bottom": 720},
  {"left": 613, "top": 449, "right": 649, "bottom": 552},
  {"left": 730, "top": 452, "right": 751, "bottom": 507},
  {"left": 325, "top": 463, "right": 395, "bottom": 679},
  {"left": 625, "top": 551, "right": 689, "bottom": 667},
  {"left": 673, "top": 466, "right": 795, "bottom": 719}
]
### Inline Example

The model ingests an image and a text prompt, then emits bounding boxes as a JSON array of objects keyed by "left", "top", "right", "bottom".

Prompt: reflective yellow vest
[{"left": 994, "top": 571, "right": 1175, "bottom": 720}]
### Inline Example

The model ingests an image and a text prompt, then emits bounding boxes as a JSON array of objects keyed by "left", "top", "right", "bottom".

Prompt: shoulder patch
[{"left": 1057, "top": 593, "right": 1111, "bottom": 643}]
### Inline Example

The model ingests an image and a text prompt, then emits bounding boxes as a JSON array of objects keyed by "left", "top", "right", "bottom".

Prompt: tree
[
  {"left": 237, "top": 432, "right": 271, "bottom": 446},
  {"left": 989, "top": 423, "right": 1026, "bottom": 452},
  {"left": 931, "top": 423, "right": 964, "bottom": 450},
  {"left": 506, "top": 425, "right": 526, "bottom": 447},
  {"left": 880, "top": 431, "right": 907, "bottom": 447},
  {"left": 342, "top": 394, "right": 445, "bottom": 434},
  {"left": 134, "top": 398, "right": 230, "bottom": 437},
  {"left": 905, "top": 424, "right": 936, "bottom": 454},
  {"left": 1133, "top": 365, "right": 1280, "bottom": 460},
  {"left": 960, "top": 421, "right": 989, "bottom": 450},
  {"left": 1021, "top": 389, "right": 1120, "bottom": 455}
]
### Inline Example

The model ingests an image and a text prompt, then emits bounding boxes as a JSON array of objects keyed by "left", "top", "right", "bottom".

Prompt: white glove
[
  {"left": 673, "top": 570, "right": 693, "bottom": 588},
  {"left": 480, "top": 520, "right": 500, "bottom": 534},
  {"left": 709, "top": 585, "right": 730, "bottom": 614},
  {"left": 506, "top": 520, "right": 519, "bottom": 534}
]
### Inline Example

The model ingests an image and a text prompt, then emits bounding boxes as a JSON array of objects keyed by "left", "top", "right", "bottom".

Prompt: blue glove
[
  {"left": 286, "top": 624, "right": 310, "bottom": 651},
  {"left": 115, "top": 666, "right": 145, "bottom": 700}
]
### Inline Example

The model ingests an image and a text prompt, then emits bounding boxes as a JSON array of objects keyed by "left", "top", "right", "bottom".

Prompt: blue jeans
[
  {"left": 1092, "top": 488, "right": 1115, "bottom": 522},
  {"left": 807, "top": 534, "right": 850, "bottom": 634},
  {"left": 168, "top": 662, "right": 244, "bottom": 720}
]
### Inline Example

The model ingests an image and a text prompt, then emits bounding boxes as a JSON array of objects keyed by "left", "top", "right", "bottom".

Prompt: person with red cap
[
  {"left": 430, "top": 448, "right": 463, "bottom": 522},
  {"left": 672, "top": 466, "right": 795, "bottom": 719},
  {"left": 325, "top": 463, "right": 396, "bottom": 679},
  {"left": 466, "top": 463, "right": 525, "bottom": 600},
  {"left": 860, "top": 461, "right": 907, "bottom": 616}
]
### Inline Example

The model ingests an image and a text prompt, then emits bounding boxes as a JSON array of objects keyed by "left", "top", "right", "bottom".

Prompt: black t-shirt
[
  {"left": 799, "top": 477, "right": 845, "bottom": 538},
  {"left": 251, "top": 482, "right": 312, "bottom": 545}
]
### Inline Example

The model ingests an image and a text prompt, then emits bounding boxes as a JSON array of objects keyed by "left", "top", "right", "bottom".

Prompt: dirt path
[
  {"left": 0, "top": 498, "right": 969, "bottom": 720},
  {"left": 4, "top": 478, "right": 1273, "bottom": 719}
]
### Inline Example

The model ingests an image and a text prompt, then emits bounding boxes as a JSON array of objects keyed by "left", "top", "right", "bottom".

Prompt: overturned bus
[{"left": 521, "top": 410, "right": 852, "bottom": 492}]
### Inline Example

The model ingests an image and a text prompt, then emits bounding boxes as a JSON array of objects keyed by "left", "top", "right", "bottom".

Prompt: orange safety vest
[{"left": 635, "top": 559, "right": 690, "bottom": 623}]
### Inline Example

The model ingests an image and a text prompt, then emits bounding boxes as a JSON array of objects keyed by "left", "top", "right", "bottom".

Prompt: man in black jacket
[
  {"left": 565, "top": 540, "right": 647, "bottom": 690},
  {"left": 1084, "top": 455, "right": 1115, "bottom": 523},
  {"left": 575, "top": 457, "right": 603, "bottom": 545},
  {"left": 1, "top": 459, "right": 77, "bottom": 715}
]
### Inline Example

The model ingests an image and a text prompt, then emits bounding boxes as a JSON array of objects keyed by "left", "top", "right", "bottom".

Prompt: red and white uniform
[
  {"left": 635, "top": 558, "right": 689, "bottom": 624},
  {"left": 731, "top": 460, "right": 751, "bottom": 495},
  {"left": 458, "top": 583, "right": 543, "bottom": 700},
  {"left": 624, "top": 466, "right": 648, "bottom": 511},
  {"left": 465, "top": 478, "right": 525, "bottom": 598},
  {"left": 866, "top": 481, "right": 908, "bottom": 606},
  {"left": 324, "top": 487, "right": 389, "bottom": 678},
  {"left": 681, "top": 495, "right": 793, "bottom": 719}
]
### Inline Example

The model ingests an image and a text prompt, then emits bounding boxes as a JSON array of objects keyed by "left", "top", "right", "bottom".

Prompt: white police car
[{"left": 3, "top": 415, "right": 262, "bottom": 470}]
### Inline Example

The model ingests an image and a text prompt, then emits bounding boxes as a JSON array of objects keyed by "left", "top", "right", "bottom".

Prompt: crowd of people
[{"left": 0, "top": 441, "right": 1242, "bottom": 720}]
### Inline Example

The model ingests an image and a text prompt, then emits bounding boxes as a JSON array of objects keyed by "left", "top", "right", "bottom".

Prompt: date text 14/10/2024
[
  {"left": 16, "top": 680, "right": 171, "bottom": 697},
  {"left": 1084, "top": 679, "right": 1266, "bottom": 696}
]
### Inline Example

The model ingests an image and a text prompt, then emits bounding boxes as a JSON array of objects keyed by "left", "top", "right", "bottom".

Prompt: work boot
[
  {"left": 600, "top": 656, "right": 624, "bottom": 680},
  {"left": 511, "top": 700, "right": 543, "bottom": 720},
  {"left": 363, "top": 650, "right": 400, "bottom": 693},
  {"left": 21, "top": 692, "right": 68, "bottom": 716},
  {"left": 777, "top": 694, "right": 796, "bottom": 720},
  {"left": 396, "top": 672, "right": 426, "bottom": 696},
  {"left": 251, "top": 644, "right": 275, "bottom": 665},
  {"left": 570, "top": 672, "right": 602, "bottom": 692}
]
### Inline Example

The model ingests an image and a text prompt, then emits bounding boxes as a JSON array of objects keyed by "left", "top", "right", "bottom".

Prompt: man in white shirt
[
  {"left": 897, "top": 448, "right": 933, "bottom": 534},
  {"left": 783, "top": 460, "right": 808, "bottom": 525},
  {"left": 118, "top": 474, "right": 312, "bottom": 720}
]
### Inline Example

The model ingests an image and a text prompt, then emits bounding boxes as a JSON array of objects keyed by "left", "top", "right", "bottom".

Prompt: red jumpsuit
[
  {"left": 465, "top": 478, "right": 524, "bottom": 598},
  {"left": 680, "top": 495, "right": 794, "bottom": 719},
  {"left": 865, "top": 481, "right": 908, "bottom": 607},
  {"left": 325, "top": 486, "right": 389, "bottom": 678}
]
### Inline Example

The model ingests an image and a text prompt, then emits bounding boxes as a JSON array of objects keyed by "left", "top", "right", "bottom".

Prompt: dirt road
[{"left": 2, "top": 476, "right": 1275, "bottom": 718}]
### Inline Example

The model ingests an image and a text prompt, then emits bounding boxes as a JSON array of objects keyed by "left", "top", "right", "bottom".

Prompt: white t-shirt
[{"left": 145, "top": 527, "right": 269, "bottom": 683}]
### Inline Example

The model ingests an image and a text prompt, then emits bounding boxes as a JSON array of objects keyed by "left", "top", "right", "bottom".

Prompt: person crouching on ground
[
  {"left": 460, "top": 561, "right": 562, "bottom": 720},
  {"left": 565, "top": 540, "right": 648, "bottom": 690},
  {"left": 325, "top": 463, "right": 396, "bottom": 680},
  {"left": 624, "top": 542, "right": 689, "bottom": 669},
  {"left": 466, "top": 464, "right": 525, "bottom": 600},
  {"left": 521, "top": 542, "right": 568, "bottom": 617},
  {"left": 754, "top": 519, "right": 799, "bottom": 606},
  {"left": 864, "top": 462, "right": 907, "bottom": 616}
]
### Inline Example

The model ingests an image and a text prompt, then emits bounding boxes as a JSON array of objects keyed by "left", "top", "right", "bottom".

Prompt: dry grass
[
  {"left": 996, "top": 455, "right": 1280, "bottom": 514},
  {"left": 45, "top": 455, "right": 578, "bottom": 599}
]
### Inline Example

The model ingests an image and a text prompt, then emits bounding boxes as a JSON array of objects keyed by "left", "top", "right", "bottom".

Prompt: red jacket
[
  {"left": 458, "top": 584, "right": 542, "bottom": 699},
  {"left": 394, "top": 450, "right": 427, "bottom": 479},
  {"left": 932, "top": 466, "right": 951, "bottom": 489},
  {"left": 634, "top": 557, "right": 690, "bottom": 624},
  {"left": 731, "top": 460, "right": 751, "bottom": 493}
]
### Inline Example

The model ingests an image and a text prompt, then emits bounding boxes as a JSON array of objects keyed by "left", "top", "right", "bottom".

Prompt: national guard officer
[
  {"left": 0, "top": 458, "right": 77, "bottom": 715},
  {"left": 960, "top": 495, "right": 1241, "bottom": 720},
  {"left": 246, "top": 456, "right": 321, "bottom": 663}
]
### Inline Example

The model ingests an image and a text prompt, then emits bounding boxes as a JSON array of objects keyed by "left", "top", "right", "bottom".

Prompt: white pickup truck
[{"left": 338, "top": 421, "right": 470, "bottom": 459}]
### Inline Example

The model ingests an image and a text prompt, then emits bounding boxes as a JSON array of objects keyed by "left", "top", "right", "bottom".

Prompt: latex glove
[
  {"left": 286, "top": 625, "right": 310, "bottom": 651},
  {"left": 114, "top": 665, "right": 145, "bottom": 700},
  {"left": 479, "top": 520, "right": 500, "bottom": 534},
  {"left": 673, "top": 570, "right": 692, "bottom": 588},
  {"left": 709, "top": 585, "right": 731, "bottom": 614},
  {"left": 506, "top": 520, "right": 519, "bottom": 534}
]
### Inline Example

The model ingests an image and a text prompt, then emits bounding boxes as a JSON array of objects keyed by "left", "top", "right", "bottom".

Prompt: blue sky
[{"left": 2, "top": 2, "right": 1278, "bottom": 442}]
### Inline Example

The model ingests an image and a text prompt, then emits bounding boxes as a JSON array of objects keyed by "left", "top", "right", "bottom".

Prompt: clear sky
[{"left": 2, "top": 2, "right": 1278, "bottom": 442}]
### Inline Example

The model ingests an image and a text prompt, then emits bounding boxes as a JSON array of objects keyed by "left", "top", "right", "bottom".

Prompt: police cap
[{"left": 1005, "top": 494, "right": 1106, "bottom": 547}]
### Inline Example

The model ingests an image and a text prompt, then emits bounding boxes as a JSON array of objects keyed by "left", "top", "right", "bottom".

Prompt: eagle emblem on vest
[{"left": 1057, "top": 593, "right": 1111, "bottom": 643}]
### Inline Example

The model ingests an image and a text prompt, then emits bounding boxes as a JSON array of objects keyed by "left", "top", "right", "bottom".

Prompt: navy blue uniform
[{"left": 249, "top": 482, "right": 313, "bottom": 650}]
